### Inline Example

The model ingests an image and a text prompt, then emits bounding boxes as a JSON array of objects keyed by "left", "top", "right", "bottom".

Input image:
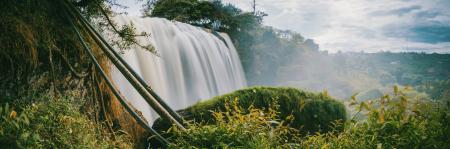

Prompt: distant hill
[{"left": 273, "top": 52, "right": 450, "bottom": 100}]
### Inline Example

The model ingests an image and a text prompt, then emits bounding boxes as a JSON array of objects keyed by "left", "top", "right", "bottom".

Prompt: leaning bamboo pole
[
  {"left": 63, "top": 0, "right": 185, "bottom": 130},
  {"left": 92, "top": 1, "right": 185, "bottom": 125},
  {"left": 65, "top": 8, "right": 169, "bottom": 145}
]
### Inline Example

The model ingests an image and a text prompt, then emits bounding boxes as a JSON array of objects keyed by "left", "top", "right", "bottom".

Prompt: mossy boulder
[{"left": 153, "top": 86, "right": 347, "bottom": 133}]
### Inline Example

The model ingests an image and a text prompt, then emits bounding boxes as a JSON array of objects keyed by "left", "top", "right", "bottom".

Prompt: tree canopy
[{"left": 147, "top": 0, "right": 263, "bottom": 34}]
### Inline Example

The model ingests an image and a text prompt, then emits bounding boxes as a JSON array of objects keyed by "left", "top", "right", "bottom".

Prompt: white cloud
[
  {"left": 223, "top": 0, "right": 450, "bottom": 53},
  {"left": 117, "top": 0, "right": 450, "bottom": 53}
]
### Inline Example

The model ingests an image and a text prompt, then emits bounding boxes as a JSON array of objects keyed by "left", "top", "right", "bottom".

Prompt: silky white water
[{"left": 110, "top": 16, "right": 246, "bottom": 124}]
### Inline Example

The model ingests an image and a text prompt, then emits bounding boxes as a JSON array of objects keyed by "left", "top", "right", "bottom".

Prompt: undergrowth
[
  {"left": 0, "top": 0, "right": 153, "bottom": 147},
  {"left": 164, "top": 86, "right": 449, "bottom": 148},
  {"left": 153, "top": 87, "right": 347, "bottom": 134},
  {"left": 0, "top": 94, "right": 132, "bottom": 148},
  {"left": 167, "top": 98, "right": 301, "bottom": 148},
  {"left": 300, "top": 86, "right": 450, "bottom": 148}
]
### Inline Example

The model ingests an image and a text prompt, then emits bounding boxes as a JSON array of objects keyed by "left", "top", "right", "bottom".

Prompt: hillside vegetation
[
  {"left": 1, "top": 0, "right": 154, "bottom": 147},
  {"left": 277, "top": 52, "right": 450, "bottom": 100},
  {"left": 1, "top": 0, "right": 449, "bottom": 148},
  {"left": 153, "top": 87, "right": 346, "bottom": 134},
  {"left": 146, "top": 1, "right": 449, "bottom": 148},
  {"left": 147, "top": 1, "right": 450, "bottom": 103},
  {"left": 0, "top": 93, "right": 132, "bottom": 148},
  {"left": 161, "top": 86, "right": 449, "bottom": 148}
]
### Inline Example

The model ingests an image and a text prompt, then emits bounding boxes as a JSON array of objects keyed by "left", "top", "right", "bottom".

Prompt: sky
[{"left": 117, "top": 0, "right": 450, "bottom": 53}]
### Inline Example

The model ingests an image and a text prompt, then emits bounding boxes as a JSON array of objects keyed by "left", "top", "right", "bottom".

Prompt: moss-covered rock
[{"left": 153, "top": 86, "right": 347, "bottom": 133}]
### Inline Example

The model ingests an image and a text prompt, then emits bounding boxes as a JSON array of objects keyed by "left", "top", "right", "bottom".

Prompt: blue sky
[{"left": 117, "top": 0, "right": 450, "bottom": 53}]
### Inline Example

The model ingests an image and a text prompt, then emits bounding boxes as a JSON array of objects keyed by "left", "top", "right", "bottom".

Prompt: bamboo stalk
[
  {"left": 91, "top": 1, "right": 185, "bottom": 125},
  {"left": 67, "top": 10, "right": 169, "bottom": 145},
  {"left": 63, "top": 0, "right": 185, "bottom": 130}
]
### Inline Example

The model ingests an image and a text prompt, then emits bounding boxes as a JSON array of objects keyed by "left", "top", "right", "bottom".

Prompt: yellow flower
[{"left": 9, "top": 110, "right": 17, "bottom": 119}]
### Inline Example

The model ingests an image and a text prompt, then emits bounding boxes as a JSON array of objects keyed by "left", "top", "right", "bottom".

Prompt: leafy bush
[
  {"left": 166, "top": 99, "right": 301, "bottom": 148},
  {"left": 157, "top": 86, "right": 449, "bottom": 148},
  {"left": 0, "top": 95, "right": 132, "bottom": 148},
  {"left": 300, "top": 86, "right": 450, "bottom": 148},
  {"left": 153, "top": 86, "right": 347, "bottom": 133}
]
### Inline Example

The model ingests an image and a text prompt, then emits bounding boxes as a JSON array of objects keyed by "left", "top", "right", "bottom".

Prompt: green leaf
[
  {"left": 5, "top": 103, "right": 9, "bottom": 114},
  {"left": 351, "top": 92, "right": 359, "bottom": 102},
  {"left": 32, "top": 133, "right": 41, "bottom": 141},
  {"left": 13, "top": 121, "right": 20, "bottom": 129},
  {"left": 20, "top": 132, "right": 30, "bottom": 140},
  {"left": 23, "top": 115, "right": 30, "bottom": 125},
  {"left": 393, "top": 85, "right": 399, "bottom": 96}
]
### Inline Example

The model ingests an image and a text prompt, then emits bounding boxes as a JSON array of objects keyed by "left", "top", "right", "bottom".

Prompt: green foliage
[
  {"left": 149, "top": 1, "right": 450, "bottom": 100},
  {"left": 161, "top": 86, "right": 449, "bottom": 148},
  {"left": 0, "top": 95, "right": 132, "bottom": 148},
  {"left": 276, "top": 51, "right": 450, "bottom": 100},
  {"left": 340, "top": 52, "right": 450, "bottom": 86},
  {"left": 417, "top": 78, "right": 450, "bottom": 102},
  {"left": 301, "top": 86, "right": 450, "bottom": 148},
  {"left": 153, "top": 87, "right": 347, "bottom": 134},
  {"left": 145, "top": 0, "right": 450, "bottom": 102},
  {"left": 0, "top": 0, "right": 152, "bottom": 82},
  {"left": 148, "top": 0, "right": 263, "bottom": 33},
  {"left": 241, "top": 28, "right": 319, "bottom": 85},
  {"left": 166, "top": 99, "right": 300, "bottom": 148},
  {"left": 0, "top": 0, "right": 156, "bottom": 147}
]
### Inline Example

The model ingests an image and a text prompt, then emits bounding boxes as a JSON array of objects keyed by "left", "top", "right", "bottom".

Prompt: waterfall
[{"left": 110, "top": 16, "right": 247, "bottom": 124}]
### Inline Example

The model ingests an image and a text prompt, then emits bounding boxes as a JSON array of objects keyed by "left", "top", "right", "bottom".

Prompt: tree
[{"left": 147, "top": 0, "right": 263, "bottom": 33}]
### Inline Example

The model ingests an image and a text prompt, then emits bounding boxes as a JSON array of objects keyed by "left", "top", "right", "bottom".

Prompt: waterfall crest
[{"left": 110, "top": 16, "right": 246, "bottom": 123}]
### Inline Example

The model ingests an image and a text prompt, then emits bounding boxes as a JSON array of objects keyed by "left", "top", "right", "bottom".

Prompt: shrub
[
  {"left": 151, "top": 86, "right": 449, "bottom": 148},
  {"left": 0, "top": 95, "right": 132, "bottom": 148},
  {"left": 300, "top": 86, "right": 450, "bottom": 148},
  {"left": 153, "top": 86, "right": 347, "bottom": 133},
  {"left": 166, "top": 99, "right": 301, "bottom": 148}
]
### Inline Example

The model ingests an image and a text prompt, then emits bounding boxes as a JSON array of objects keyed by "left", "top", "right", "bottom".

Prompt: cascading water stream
[{"left": 110, "top": 16, "right": 246, "bottom": 124}]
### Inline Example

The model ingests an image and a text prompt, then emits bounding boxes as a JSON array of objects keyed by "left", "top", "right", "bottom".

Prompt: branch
[
  {"left": 94, "top": 1, "right": 157, "bottom": 55},
  {"left": 95, "top": 2, "right": 146, "bottom": 37}
]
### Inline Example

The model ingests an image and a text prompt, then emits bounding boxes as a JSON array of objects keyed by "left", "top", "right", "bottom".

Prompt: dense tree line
[{"left": 276, "top": 51, "right": 450, "bottom": 100}]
